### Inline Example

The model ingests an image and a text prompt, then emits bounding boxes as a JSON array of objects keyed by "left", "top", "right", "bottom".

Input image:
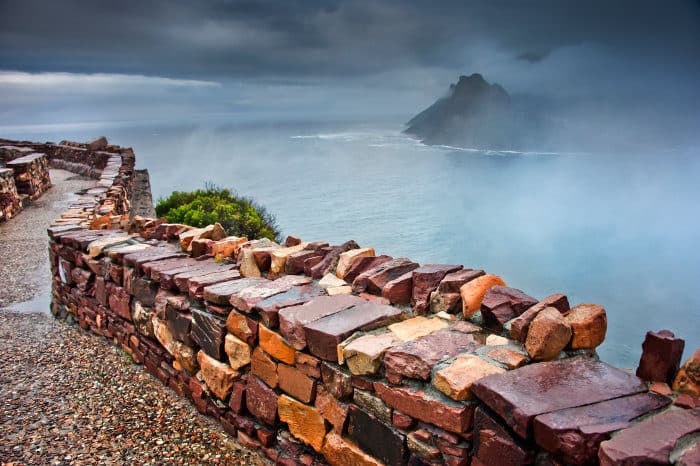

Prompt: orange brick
[
  {"left": 259, "top": 324, "right": 296, "bottom": 364},
  {"left": 277, "top": 394, "right": 327, "bottom": 452}
]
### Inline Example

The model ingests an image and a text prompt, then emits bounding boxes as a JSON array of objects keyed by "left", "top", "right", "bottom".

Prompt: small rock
[
  {"left": 636, "top": 329, "right": 685, "bottom": 385},
  {"left": 433, "top": 354, "right": 505, "bottom": 401},
  {"left": 564, "top": 303, "right": 607, "bottom": 349},
  {"left": 525, "top": 307, "right": 572, "bottom": 361},
  {"left": 460, "top": 274, "right": 506, "bottom": 317}
]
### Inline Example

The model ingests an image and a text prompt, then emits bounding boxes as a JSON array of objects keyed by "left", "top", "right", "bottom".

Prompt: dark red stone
[
  {"left": 229, "top": 275, "right": 311, "bottom": 312},
  {"left": 108, "top": 286, "right": 131, "bottom": 321},
  {"left": 598, "top": 408, "right": 700, "bottom": 466},
  {"left": 202, "top": 277, "right": 267, "bottom": 305},
  {"left": 533, "top": 392, "right": 671, "bottom": 465},
  {"left": 352, "top": 258, "right": 420, "bottom": 294},
  {"left": 473, "top": 406, "right": 534, "bottom": 466},
  {"left": 381, "top": 271, "right": 414, "bottom": 305},
  {"left": 253, "top": 284, "right": 325, "bottom": 328},
  {"left": 411, "top": 264, "right": 463, "bottom": 314},
  {"left": 636, "top": 329, "right": 686, "bottom": 384},
  {"left": 303, "top": 302, "right": 405, "bottom": 361},
  {"left": 190, "top": 308, "right": 227, "bottom": 360},
  {"left": 509, "top": 294, "right": 570, "bottom": 343},
  {"left": 165, "top": 306, "right": 195, "bottom": 346},
  {"left": 142, "top": 257, "right": 197, "bottom": 280},
  {"left": 279, "top": 295, "right": 366, "bottom": 350},
  {"left": 343, "top": 255, "right": 393, "bottom": 284},
  {"left": 374, "top": 382, "right": 474, "bottom": 433},
  {"left": 157, "top": 262, "right": 220, "bottom": 290},
  {"left": 347, "top": 405, "right": 408, "bottom": 466},
  {"left": 246, "top": 375, "right": 279, "bottom": 426},
  {"left": 309, "top": 240, "right": 359, "bottom": 278},
  {"left": 321, "top": 362, "right": 354, "bottom": 400},
  {"left": 131, "top": 276, "right": 159, "bottom": 307},
  {"left": 384, "top": 329, "right": 483, "bottom": 380},
  {"left": 174, "top": 263, "right": 237, "bottom": 292},
  {"left": 123, "top": 247, "right": 184, "bottom": 274},
  {"left": 677, "top": 441, "right": 700, "bottom": 466},
  {"left": 187, "top": 269, "right": 241, "bottom": 299},
  {"left": 429, "top": 268, "right": 486, "bottom": 313},
  {"left": 229, "top": 377, "right": 247, "bottom": 414},
  {"left": 480, "top": 286, "right": 538, "bottom": 330},
  {"left": 393, "top": 411, "right": 415, "bottom": 430},
  {"left": 285, "top": 249, "right": 325, "bottom": 275},
  {"left": 471, "top": 356, "right": 648, "bottom": 439}
]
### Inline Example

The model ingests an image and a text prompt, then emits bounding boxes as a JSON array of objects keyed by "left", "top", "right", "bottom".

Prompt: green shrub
[{"left": 155, "top": 183, "right": 280, "bottom": 242}]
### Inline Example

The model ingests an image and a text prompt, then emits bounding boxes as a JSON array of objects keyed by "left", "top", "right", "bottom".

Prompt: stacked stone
[
  {"left": 0, "top": 144, "right": 34, "bottom": 164},
  {"left": 5, "top": 152, "right": 52, "bottom": 200},
  {"left": 0, "top": 167, "right": 23, "bottom": 222},
  {"left": 41, "top": 137, "right": 700, "bottom": 465}
]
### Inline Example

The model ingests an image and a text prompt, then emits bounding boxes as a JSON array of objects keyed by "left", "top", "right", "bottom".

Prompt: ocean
[{"left": 4, "top": 118, "right": 699, "bottom": 368}]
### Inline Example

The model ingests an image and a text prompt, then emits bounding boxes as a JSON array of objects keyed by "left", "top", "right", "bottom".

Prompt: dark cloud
[{"left": 0, "top": 0, "right": 698, "bottom": 81}]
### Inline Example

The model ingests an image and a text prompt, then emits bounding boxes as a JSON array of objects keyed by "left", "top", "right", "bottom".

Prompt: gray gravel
[{"left": 0, "top": 170, "right": 266, "bottom": 465}]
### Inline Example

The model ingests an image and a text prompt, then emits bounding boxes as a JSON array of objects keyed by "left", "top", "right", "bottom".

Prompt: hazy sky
[{"left": 1, "top": 0, "right": 699, "bottom": 136}]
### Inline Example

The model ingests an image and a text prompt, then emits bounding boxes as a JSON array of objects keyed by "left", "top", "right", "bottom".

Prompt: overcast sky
[{"left": 1, "top": 0, "right": 699, "bottom": 130}]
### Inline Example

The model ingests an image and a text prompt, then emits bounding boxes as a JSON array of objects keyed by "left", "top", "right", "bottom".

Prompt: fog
[{"left": 1, "top": 0, "right": 699, "bottom": 365}]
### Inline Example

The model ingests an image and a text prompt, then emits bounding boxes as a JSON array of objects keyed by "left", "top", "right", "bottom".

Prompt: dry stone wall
[
  {"left": 0, "top": 142, "right": 53, "bottom": 221},
  {"left": 10, "top": 135, "right": 696, "bottom": 466}
]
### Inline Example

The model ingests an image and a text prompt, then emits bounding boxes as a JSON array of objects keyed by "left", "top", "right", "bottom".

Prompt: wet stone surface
[{"left": 471, "top": 355, "right": 648, "bottom": 439}]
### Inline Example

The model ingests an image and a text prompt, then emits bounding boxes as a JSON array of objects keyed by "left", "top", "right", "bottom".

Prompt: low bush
[{"left": 155, "top": 183, "right": 280, "bottom": 242}]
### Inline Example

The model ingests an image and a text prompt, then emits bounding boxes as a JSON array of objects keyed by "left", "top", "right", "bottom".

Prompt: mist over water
[{"left": 5, "top": 119, "right": 699, "bottom": 368}]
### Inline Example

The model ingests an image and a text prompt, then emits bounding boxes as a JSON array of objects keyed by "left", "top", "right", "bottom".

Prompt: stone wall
[
  {"left": 0, "top": 143, "right": 53, "bottom": 221},
  {"left": 20, "top": 136, "right": 700, "bottom": 465}
]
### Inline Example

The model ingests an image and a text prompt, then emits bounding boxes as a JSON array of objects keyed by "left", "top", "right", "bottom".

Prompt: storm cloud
[{"left": 0, "top": 0, "right": 698, "bottom": 147}]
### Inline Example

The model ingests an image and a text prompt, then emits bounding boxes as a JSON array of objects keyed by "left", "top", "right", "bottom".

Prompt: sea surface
[{"left": 4, "top": 118, "right": 699, "bottom": 368}]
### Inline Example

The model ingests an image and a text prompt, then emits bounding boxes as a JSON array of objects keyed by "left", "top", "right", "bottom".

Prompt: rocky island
[{"left": 405, "top": 73, "right": 515, "bottom": 150}]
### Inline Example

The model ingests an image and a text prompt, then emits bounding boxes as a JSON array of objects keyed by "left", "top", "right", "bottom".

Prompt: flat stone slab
[
  {"left": 279, "top": 295, "right": 366, "bottom": 350},
  {"left": 304, "top": 302, "right": 405, "bottom": 361},
  {"left": 533, "top": 392, "right": 671, "bottom": 465},
  {"left": 471, "top": 356, "right": 648, "bottom": 439},
  {"left": 203, "top": 278, "right": 268, "bottom": 305},
  {"left": 188, "top": 269, "right": 242, "bottom": 299},
  {"left": 384, "top": 329, "right": 483, "bottom": 381},
  {"left": 253, "top": 284, "right": 325, "bottom": 328},
  {"left": 598, "top": 408, "right": 700, "bottom": 466},
  {"left": 229, "top": 275, "right": 311, "bottom": 312}
]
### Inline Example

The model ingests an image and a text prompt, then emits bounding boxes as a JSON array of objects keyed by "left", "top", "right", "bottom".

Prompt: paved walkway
[{"left": 0, "top": 170, "right": 263, "bottom": 465}]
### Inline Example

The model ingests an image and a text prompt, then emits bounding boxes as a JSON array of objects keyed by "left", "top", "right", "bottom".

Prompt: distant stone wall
[
  {"left": 0, "top": 143, "right": 52, "bottom": 221},
  {"left": 31, "top": 137, "right": 700, "bottom": 465}
]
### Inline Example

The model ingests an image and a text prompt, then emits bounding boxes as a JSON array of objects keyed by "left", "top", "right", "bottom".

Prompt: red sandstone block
[
  {"left": 533, "top": 392, "right": 671, "bottom": 465},
  {"left": 384, "top": 329, "right": 483, "bottom": 381},
  {"left": 410, "top": 264, "right": 463, "bottom": 314},
  {"left": 321, "top": 362, "right": 354, "bottom": 401},
  {"left": 279, "top": 295, "right": 366, "bottom": 350},
  {"left": 253, "top": 284, "right": 325, "bottom": 329},
  {"left": 352, "top": 258, "right": 419, "bottom": 294},
  {"left": 480, "top": 286, "right": 538, "bottom": 330},
  {"left": 251, "top": 347, "right": 278, "bottom": 388},
  {"left": 187, "top": 269, "right": 241, "bottom": 299},
  {"left": 473, "top": 406, "right": 534, "bottom": 466},
  {"left": 374, "top": 382, "right": 474, "bottom": 433},
  {"left": 636, "top": 329, "right": 685, "bottom": 384},
  {"left": 471, "top": 356, "right": 648, "bottom": 439},
  {"left": 598, "top": 408, "right": 700, "bottom": 465},
  {"left": 381, "top": 271, "right": 414, "bottom": 305},
  {"left": 108, "top": 286, "right": 131, "bottom": 321},
  {"left": 278, "top": 363, "right": 316, "bottom": 404},
  {"left": 303, "top": 302, "right": 405, "bottom": 361},
  {"left": 245, "top": 375, "right": 279, "bottom": 426}
]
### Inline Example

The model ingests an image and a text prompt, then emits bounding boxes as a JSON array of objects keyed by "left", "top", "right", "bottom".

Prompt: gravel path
[
  {"left": 0, "top": 170, "right": 265, "bottom": 465},
  {"left": 0, "top": 169, "right": 94, "bottom": 308}
]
